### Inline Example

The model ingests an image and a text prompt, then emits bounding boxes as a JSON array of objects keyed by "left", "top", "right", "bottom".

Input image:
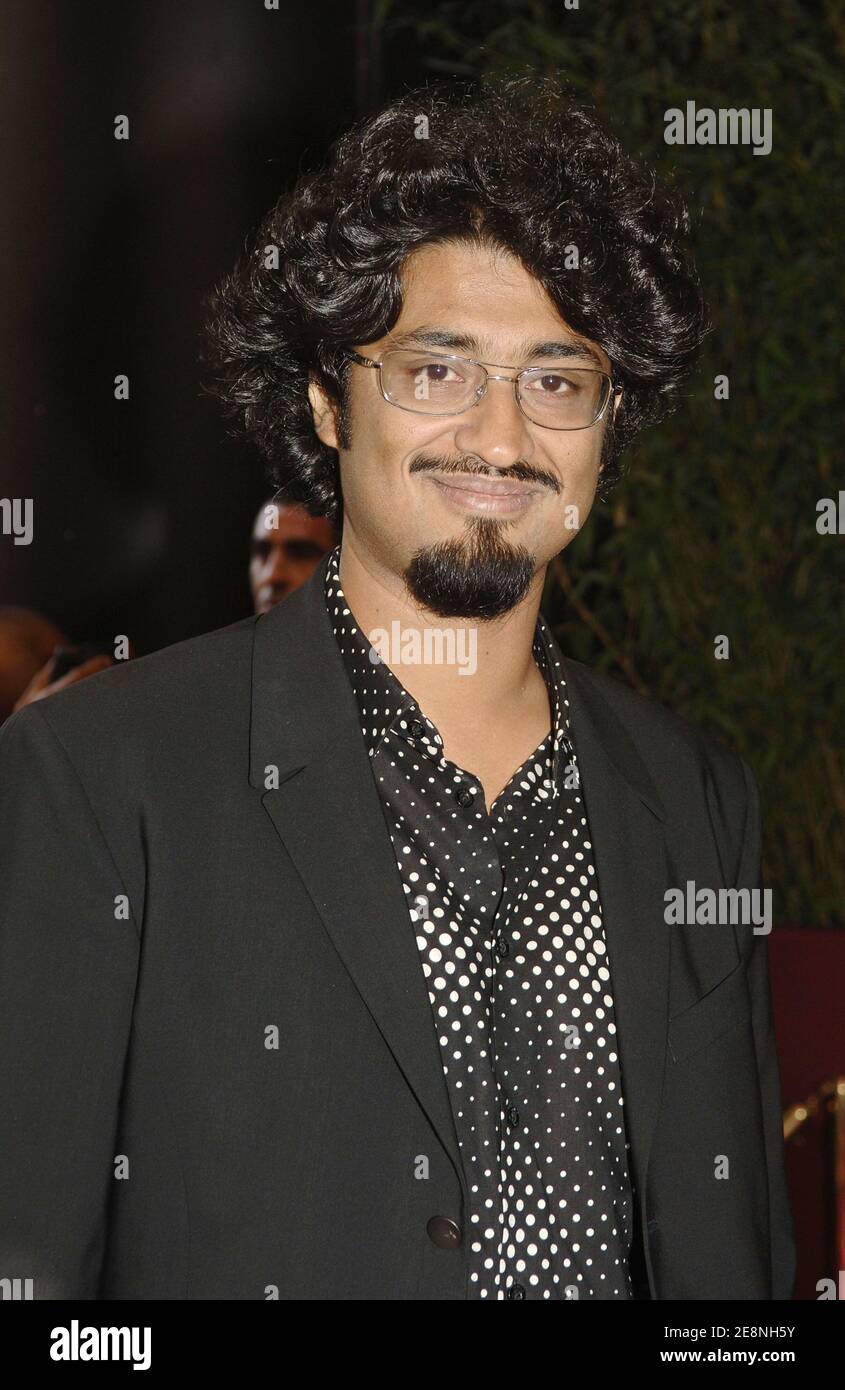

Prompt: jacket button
[
  {"left": 455, "top": 786, "right": 475, "bottom": 807},
  {"left": 506, "top": 1104, "right": 520, "bottom": 1128},
  {"left": 506, "top": 1283, "right": 526, "bottom": 1299},
  {"left": 409, "top": 719, "right": 425, "bottom": 738},
  {"left": 427, "top": 1216, "right": 462, "bottom": 1249}
]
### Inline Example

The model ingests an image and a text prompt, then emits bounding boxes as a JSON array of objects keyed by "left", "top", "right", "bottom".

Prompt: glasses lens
[
  {"left": 518, "top": 367, "right": 610, "bottom": 428},
  {"left": 379, "top": 349, "right": 483, "bottom": 413}
]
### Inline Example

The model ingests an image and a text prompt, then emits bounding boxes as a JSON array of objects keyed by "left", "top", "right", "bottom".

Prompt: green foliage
[{"left": 384, "top": 0, "right": 845, "bottom": 925}]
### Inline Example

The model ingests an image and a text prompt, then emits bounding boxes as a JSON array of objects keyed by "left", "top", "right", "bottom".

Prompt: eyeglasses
[{"left": 347, "top": 346, "right": 621, "bottom": 431}]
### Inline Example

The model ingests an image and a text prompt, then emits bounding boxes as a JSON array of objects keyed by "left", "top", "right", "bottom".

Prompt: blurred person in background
[{"left": 249, "top": 498, "right": 338, "bottom": 613}]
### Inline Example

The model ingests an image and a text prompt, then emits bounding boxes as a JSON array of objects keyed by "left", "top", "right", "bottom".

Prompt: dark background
[
  {"left": 1, "top": 0, "right": 397, "bottom": 648},
  {"left": 1, "top": 0, "right": 842, "bottom": 930}
]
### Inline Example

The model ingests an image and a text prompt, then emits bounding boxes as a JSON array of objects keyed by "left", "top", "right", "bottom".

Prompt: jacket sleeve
[
  {"left": 0, "top": 704, "right": 140, "bottom": 1298},
  {"left": 737, "top": 756, "right": 796, "bottom": 1300}
]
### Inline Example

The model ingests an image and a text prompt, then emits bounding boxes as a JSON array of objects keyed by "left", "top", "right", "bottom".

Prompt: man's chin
[{"left": 403, "top": 521, "right": 535, "bottom": 621}]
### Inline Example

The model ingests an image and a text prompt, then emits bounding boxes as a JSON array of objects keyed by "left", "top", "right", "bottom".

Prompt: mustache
[{"left": 408, "top": 453, "right": 560, "bottom": 495}]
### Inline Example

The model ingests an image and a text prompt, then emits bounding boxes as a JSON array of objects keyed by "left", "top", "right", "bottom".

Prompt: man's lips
[
  {"left": 431, "top": 474, "right": 541, "bottom": 496},
  {"left": 426, "top": 472, "right": 545, "bottom": 514},
  {"left": 257, "top": 584, "right": 289, "bottom": 607}
]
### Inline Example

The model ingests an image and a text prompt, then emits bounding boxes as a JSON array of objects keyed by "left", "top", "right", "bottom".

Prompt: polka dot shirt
[{"left": 325, "top": 547, "right": 635, "bottom": 1300}]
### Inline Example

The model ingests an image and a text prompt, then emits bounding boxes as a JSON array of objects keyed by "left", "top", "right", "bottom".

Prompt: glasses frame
[{"left": 347, "top": 346, "right": 622, "bottom": 432}]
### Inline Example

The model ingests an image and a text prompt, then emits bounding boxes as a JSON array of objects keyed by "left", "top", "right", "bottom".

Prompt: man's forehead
[
  {"left": 384, "top": 242, "right": 610, "bottom": 368},
  {"left": 384, "top": 322, "right": 607, "bottom": 369}
]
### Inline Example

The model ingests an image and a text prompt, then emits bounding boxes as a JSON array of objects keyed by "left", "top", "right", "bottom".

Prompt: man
[
  {"left": 0, "top": 78, "right": 793, "bottom": 1300},
  {"left": 248, "top": 499, "right": 337, "bottom": 613}
]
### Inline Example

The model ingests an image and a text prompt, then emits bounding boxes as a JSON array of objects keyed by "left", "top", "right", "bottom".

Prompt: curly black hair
[{"left": 203, "top": 76, "right": 708, "bottom": 521}]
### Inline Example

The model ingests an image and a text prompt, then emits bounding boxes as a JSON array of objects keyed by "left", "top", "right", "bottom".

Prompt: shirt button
[
  {"left": 455, "top": 785, "right": 475, "bottom": 808},
  {"left": 506, "top": 1283, "right": 526, "bottom": 1300},
  {"left": 494, "top": 935, "right": 510, "bottom": 959},
  {"left": 426, "top": 1216, "right": 462, "bottom": 1249},
  {"left": 409, "top": 719, "right": 425, "bottom": 738},
  {"left": 506, "top": 1105, "right": 520, "bottom": 1128}
]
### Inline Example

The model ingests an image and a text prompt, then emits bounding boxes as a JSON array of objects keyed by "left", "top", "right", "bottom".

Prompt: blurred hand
[{"left": 12, "top": 653, "right": 114, "bottom": 713}]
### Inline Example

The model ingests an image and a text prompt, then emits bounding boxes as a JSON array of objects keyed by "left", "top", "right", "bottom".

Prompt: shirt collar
[{"left": 323, "top": 544, "right": 574, "bottom": 769}]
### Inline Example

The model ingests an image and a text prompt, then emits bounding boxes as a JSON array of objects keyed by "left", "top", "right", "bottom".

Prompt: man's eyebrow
[
  {"left": 525, "top": 338, "right": 604, "bottom": 365},
  {"left": 387, "top": 326, "right": 604, "bottom": 365}
]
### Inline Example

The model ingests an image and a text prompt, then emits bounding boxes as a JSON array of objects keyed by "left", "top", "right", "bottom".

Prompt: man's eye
[
  {"left": 419, "top": 361, "right": 461, "bottom": 383},
  {"left": 286, "top": 541, "right": 323, "bottom": 561},
  {"left": 528, "top": 373, "right": 577, "bottom": 394}
]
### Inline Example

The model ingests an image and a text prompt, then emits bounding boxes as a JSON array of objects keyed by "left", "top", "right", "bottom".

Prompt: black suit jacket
[{"left": 0, "top": 554, "right": 795, "bottom": 1299}]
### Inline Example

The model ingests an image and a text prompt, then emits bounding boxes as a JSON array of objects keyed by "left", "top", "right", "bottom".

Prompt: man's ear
[{"left": 308, "top": 378, "right": 340, "bottom": 450}]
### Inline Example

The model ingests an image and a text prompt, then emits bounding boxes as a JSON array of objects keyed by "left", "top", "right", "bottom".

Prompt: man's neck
[{"left": 336, "top": 535, "right": 548, "bottom": 735}]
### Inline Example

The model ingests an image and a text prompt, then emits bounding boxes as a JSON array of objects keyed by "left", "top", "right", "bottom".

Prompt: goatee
[{"left": 404, "top": 517, "right": 535, "bottom": 620}]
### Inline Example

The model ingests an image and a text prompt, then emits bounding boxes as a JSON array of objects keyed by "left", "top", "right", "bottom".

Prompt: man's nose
[
  {"left": 453, "top": 375, "right": 534, "bottom": 469},
  {"left": 266, "top": 546, "right": 292, "bottom": 581}
]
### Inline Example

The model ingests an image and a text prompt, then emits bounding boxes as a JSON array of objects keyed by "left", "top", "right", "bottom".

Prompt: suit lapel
[
  {"left": 249, "top": 556, "right": 468, "bottom": 1197},
  {"left": 561, "top": 660, "right": 672, "bottom": 1197}
]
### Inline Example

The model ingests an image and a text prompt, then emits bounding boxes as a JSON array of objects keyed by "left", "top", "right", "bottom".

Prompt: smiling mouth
[{"left": 427, "top": 473, "right": 544, "bottom": 514}]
